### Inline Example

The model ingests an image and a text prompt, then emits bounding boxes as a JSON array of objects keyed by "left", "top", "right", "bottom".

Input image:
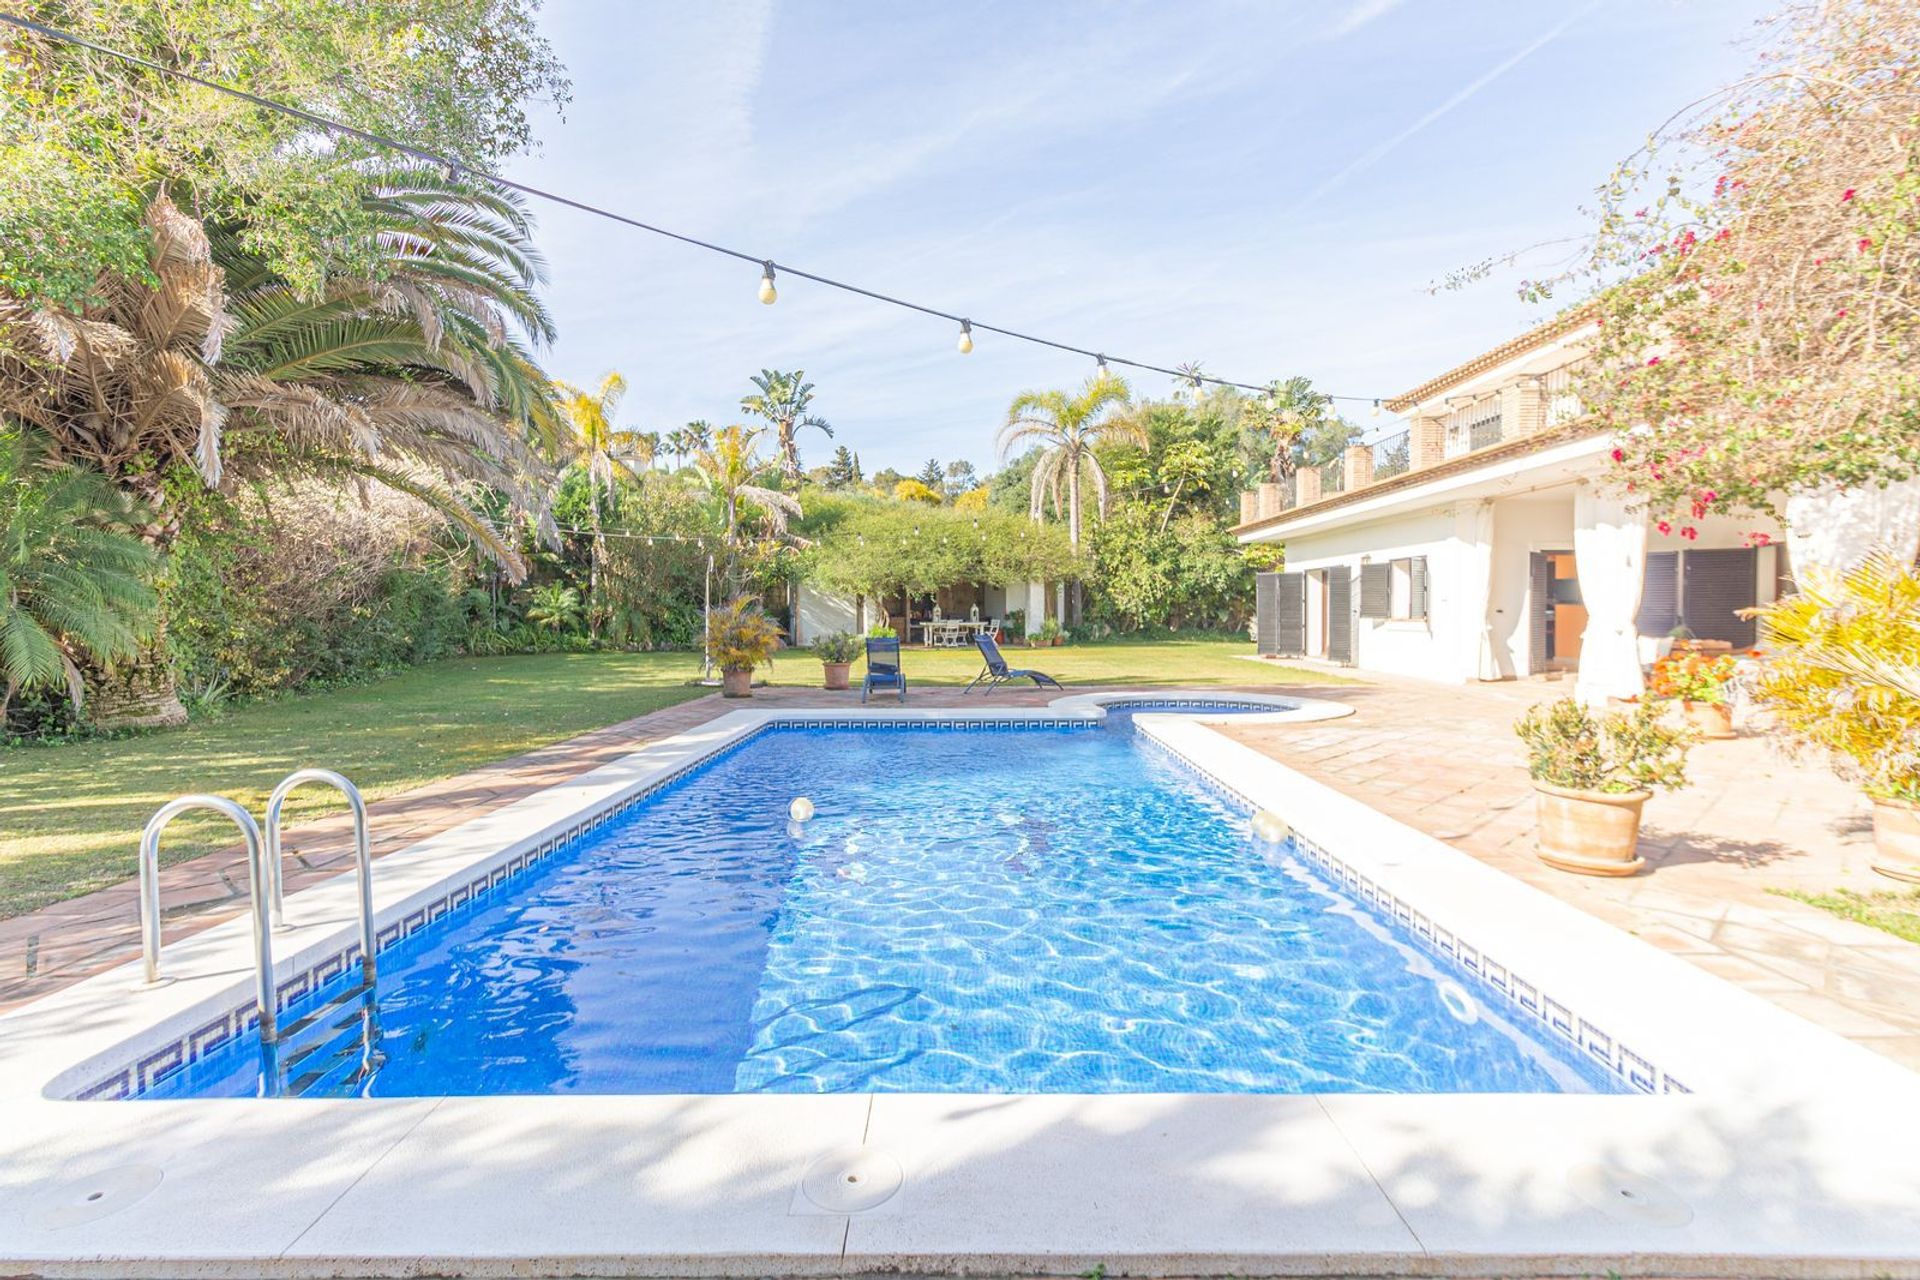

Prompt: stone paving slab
[{"left": 4, "top": 671, "right": 1918, "bottom": 1074}]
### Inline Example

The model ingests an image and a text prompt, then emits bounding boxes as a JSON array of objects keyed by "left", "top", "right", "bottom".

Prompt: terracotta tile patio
[{"left": 4, "top": 672, "right": 1916, "bottom": 1073}]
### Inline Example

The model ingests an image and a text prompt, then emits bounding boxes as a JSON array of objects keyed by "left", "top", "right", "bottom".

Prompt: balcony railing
[
  {"left": 1444, "top": 396, "right": 1503, "bottom": 457},
  {"left": 1541, "top": 362, "right": 1585, "bottom": 427},
  {"left": 1371, "top": 429, "right": 1411, "bottom": 480}
]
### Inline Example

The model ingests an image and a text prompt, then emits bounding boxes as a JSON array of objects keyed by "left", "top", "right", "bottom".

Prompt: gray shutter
[
  {"left": 1358, "top": 562, "right": 1393, "bottom": 619},
  {"left": 1528, "top": 552, "right": 1550, "bottom": 674},
  {"left": 1256, "top": 572, "right": 1306, "bottom": 656},
  {"left": 1636, "top": 552, "right": 1679, "bottom": 637},
  {"left": 1327, "top": 569, "right": 1354, "bottom": 664},
  {"left": 1409, "top": 556, "right": 1429, "bottom": 620},
  {"left": 1681, "top": 548, "right": 1758, "bottom": 645}
]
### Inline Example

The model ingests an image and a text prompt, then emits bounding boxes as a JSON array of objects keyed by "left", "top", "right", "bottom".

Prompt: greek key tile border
[{"left": 1136, "top": 729, "right": 1685, "bottom": 1098}]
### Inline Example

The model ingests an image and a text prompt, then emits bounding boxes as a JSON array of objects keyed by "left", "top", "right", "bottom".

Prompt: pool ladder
[{"left": 138, "top": 769, "right": 377, "bottom": 1046}]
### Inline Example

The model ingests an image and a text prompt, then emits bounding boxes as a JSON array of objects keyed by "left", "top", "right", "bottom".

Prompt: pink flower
[
  {"left": 1647, "top": 356, "right": 1662, "bottom": 367},
  {"left": 1681, "top": 526, "right": 1699, "bottom": 541},
  {"left": 1657, "top": 520, "right": 1673, "bottom": 535},
  {"left": 1858, "top": 237, "right": 1874, "bottom": 253},
  {"left": 1610, "top": 448, "right": 1626, "bottom": 463},
  {"left": 1842, "top": 188, "right": 1856, "bottom": 202}
]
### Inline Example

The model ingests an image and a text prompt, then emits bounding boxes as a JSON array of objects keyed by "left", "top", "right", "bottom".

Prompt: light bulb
[
  {"left": 1095, "top": 355, "right": 1108, "bottom": 380},
  {"left": 758, "top": 261, "right": 777, "bottom": 305},
  {"left": 957, "top": 321, "right": 973, "bottom": 354},
  {"left": 1372, "top": 399, "right": 1382, "bottom": 417}
]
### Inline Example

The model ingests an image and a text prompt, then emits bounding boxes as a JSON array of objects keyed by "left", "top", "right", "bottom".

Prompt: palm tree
[
  {"left": 690, "top": 424, "right": 802, "bottom": 590},
  {"left": 1247, "top": 376, "right": 1335, "bottom": 483},
  {"left": 554, "top": 372, "right": 653, "bottom": 632},
  {"left": 0, "top": 429, "right": 158, "bottom": 723},
  {"left": 741, "top": 369, "right": 832, "bottom": 482},
  {"left": 996, "top": 374, "right": 1142, "bottom": 547},
  {"left": 0, "top": 168, "right": 560, "bottom": 722}
]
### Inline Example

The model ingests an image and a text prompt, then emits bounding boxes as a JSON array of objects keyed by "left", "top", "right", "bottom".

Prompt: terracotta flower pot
[
  {"left": 1532, "top": 782, "right": 1650, "bottom": 876},
  {"left": 822, "top": 661, "right": 851, "bottom": 692},
  {"left": 1682, "top": 700, "right": 1734, "bottom": 740},
  {"left": 721, "top": 667, "right": 753, "bottom": 698},
  {"left": 1871, "top": 797, "right": 1920, "bottom": 884}
]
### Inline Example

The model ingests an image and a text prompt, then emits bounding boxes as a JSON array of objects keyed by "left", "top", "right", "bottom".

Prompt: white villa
[{"left": 1234, "top": 313, "right": 1787, "bottom": 702}]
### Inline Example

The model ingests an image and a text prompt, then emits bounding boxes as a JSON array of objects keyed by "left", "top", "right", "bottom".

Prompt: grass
[
  {"left": 1, "top": 639, "right": 1337, "bottom": 919},
  {"left": 1775, "top": 887, "right": 1920, "bottom": 945}
]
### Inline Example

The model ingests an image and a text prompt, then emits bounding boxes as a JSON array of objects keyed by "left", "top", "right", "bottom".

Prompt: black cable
[{"left": 0, "top": 10, "right": 1387, "bottom": 404}]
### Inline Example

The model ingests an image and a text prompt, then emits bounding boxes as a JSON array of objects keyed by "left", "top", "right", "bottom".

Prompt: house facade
[{"left": 1234, "top": 314, "right": 1787, "bottom": 700}]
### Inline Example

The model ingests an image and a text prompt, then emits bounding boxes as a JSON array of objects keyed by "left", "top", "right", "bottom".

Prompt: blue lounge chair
[
  {"left": 964, "top": 633, "right": 1063, "bottom": 694},
  {"left": 862, "top": 636, "right": 906, "bottom": 703}
]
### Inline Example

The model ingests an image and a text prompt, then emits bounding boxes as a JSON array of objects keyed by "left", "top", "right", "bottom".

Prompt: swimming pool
[{"left": 142, "top": 709, "right": 1617, "bottom": 1099}]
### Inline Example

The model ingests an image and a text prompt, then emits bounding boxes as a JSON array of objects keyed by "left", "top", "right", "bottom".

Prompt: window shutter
[
  {"left": 1636, "top": 552, "right": 1679, "bottom": 637},
  {"left": 1528, "top": 552, "right": 1550, "bottom": 674},
  {"left": 1681, "top": 548, "right": 1758, "bottom": 645},
  {"left": 1327, "top": 570, "right": 1354, "bottom": 663},
  {"left": 1408, "top": 556, "right": 1429, "bottom": 620},
  {"left": 1256, "top": 572, "right": 1306, "bottom": 656},
  {"left": 1358, "top": 563, "right": 1393, "bottom": 619}
]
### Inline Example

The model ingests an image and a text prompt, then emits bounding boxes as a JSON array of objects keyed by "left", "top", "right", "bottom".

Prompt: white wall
[
  {"left": 793, "top": 584, "right": 859, "bottom": 646},
  {"left": 1487, "top": 492, "right": 1576, "bottom": 679}
]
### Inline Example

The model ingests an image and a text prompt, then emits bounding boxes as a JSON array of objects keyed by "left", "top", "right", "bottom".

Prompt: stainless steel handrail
[
  {"left": 265, "top": 768, "right": 377, "bottom": 984},
  {"left": 139, "top": 795, "right": 278, "bottom": 1041}
]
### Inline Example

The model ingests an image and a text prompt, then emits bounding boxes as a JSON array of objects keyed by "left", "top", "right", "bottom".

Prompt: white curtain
[
  {"left": 1573, "top": 487, "right": 1648, "bottom": 705},
  {"left": 1785, "top": 478, "right": 1920, "bottom": 581},
  {"left": 1457, "top": 501, "right": 1498, "bottom": 680}
]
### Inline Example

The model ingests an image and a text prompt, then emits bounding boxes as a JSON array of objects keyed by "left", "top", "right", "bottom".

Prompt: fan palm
[
  {"left": 0, "top": 429, "right": 158, "bottom": 720},
  {"left": 996, "top": 374, "right": 1142, "bottom": 547},
  {"left": 554, "top": 371, "right": 654, "bottom": 631},
  {"left": 0, "top": 168, "right": 561, "bottom": 722},
  {"left": 741, "top": 370, "right": 832, "bottom": 482}
]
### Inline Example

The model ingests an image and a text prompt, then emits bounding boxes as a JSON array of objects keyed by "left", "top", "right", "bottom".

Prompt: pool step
[{"left": 269, "top": 981, "right": 386, "bottom": 1097}]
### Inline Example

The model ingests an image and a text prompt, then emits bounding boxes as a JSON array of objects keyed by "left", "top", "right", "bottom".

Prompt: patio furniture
[
  {"left": 963, "top": 633, "right": 1064, "bottom": 694},
  {"left": 863, "top": 636, "right": 906, "bottom": 703}
]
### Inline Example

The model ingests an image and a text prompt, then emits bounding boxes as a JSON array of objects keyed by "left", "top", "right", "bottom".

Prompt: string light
[
  {"left": 1372, "top": 398, "right": 1382, "bottom": 417},
  {"left": 1095, "top": 355, "right": 1109, "bottom": 380},
  {"left": 957, "top": 320, "right": 973, "bottom": 354},
  {"left": 0, "top": 11, "right": 1391, "bottom": 405}
]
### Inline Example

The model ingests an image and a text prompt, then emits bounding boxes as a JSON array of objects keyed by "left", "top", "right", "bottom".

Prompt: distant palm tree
[
  {"left": 554, "top": 372, "right": 654, "bottom": 631},
  {"left": 996, "top": 374, "right": 1143, "bottom": 547},
  {"left": 0, "top": 430, "right": 157, "bottom": 721},
  {"left": 525, "top": 583, "right": 583, "bottom": 637},
  {"left": 690, "top": 424, "right": 802, "bottom": 589},
  {"left": 1251, "top": 376, "right": 1335, "bottom": 483},
  {"left": 666, "top": 420, "right": 714, "bottom": 469},
  {"left": 741, "top": 369, "right": 832, "bottom": 482}
]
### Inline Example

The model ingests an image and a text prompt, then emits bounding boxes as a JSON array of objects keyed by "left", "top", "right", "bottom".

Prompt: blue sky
[{"left": 504, "top": 0, "right": 1767, "bottom": 476}]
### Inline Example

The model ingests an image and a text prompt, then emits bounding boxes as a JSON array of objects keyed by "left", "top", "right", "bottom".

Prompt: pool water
[{"left": 142, "top": 712, "right": 1621, "bottom": 1098}]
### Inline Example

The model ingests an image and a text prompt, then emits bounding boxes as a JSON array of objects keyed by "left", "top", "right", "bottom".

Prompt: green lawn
[
  {"left": 1776, "top": 887, "right": 1920, "bottom": 945},
  {"left": 2, "top": 639, "right": 1335, "bottom": 919}
]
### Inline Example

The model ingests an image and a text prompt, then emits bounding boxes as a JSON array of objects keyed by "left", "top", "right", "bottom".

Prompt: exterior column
[
  {"left": 1295, "top": 468, "right": 1322, "bottom": 506},
  {"left": 1455, "top": 501, "right": 1498, "bottom": 681},
  {"left": 1573, "top": 487, "right": 1648, "bottom": 705},
  {"left": 1342, "top": 444, "right": 1374, "bottom": 492},
  {"left": 1408, "top": 416, "right": 1445, "bottom": 470}
]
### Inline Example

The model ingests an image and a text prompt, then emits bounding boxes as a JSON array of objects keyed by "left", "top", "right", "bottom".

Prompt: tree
[
  {"left": 943, "top": 459, "right": 979, "bottom": 498},
  {"left": 555, "top": 372, "right": 653, "bottom": 633},
  {"left": 0, "top": 1, "right": 569, "bottom": 309},
  {"left": 690, "top": 425, "right": 802, "bottom": 590},
  {"left": 0, "top": 429, "right": 157, "bottom": 721},
  {"left": 665, "top": 421, "right": 713, "bottom": 469},
  {"left": 1, "top": 172, "right": 560, "bottom": 722},
  {"left": 822, "top": 445, "right": 863, "bottom": 489},
  {"left": 893, "top": 478, "right": 943, "bottom": 505},
  {"left": 1470, "top": 0, "right": 1920, "bottom": 526},
  {"left": 1156, "top": 440, "right": 1216, "bottom": 532},
  {"left": 996, "top": 374, "right": 1144, "bottom": 547},
  {"left": 741, "top": 369, "right": 832, "bottom": 482},
  {"left": 525, "top": 583, "right": 582, "bottom": 637},
  {"left": 915, "top": 458, "right": 945, "bottom": 494}
]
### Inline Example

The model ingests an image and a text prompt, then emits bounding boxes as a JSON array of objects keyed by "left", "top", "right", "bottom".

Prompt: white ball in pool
[
  {"left": 789, "top": 796, "right": 816, "bottom": 822},
  {"left": 1251, "top": 810, "right": 1290, "bottom": 844}
]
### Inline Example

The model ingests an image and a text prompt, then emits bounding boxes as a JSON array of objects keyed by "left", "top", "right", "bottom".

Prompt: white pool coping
[{"left": 1, "top": 690, "right": 1917, "bottom": 1278}]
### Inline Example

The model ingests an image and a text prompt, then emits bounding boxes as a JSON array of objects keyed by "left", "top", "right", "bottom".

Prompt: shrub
[
  {"left": 1750, "top": 552, "right": 1920, "bottom": 803},
  {"left": 1648, "top": 651, "right": 1740, "bottom": 704},
  {"left": 1514, "top": 698, "right": 1691, "bottom": 794},
  {"left": 706, "top": 596, "right": 782, "bottom": 673},
  {"left": 810, "top": 632, "right": 861, "bottom": 664}
]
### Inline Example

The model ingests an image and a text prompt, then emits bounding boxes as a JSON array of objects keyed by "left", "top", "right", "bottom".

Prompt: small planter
[
  {"left": 1532, "top": 783, "right": 1650, "bottom": 876},
  {"left": 1681, "top": 700, "right": 1734, "bottom": 740},
  {"left": 821, "top": 661, "right": 851, "bottom": 692},
  {"left": 1871, "top": 797, "right": 1920, "bottom": 884},
  {"left": 721, "top": 667, "right": 753, "bottom": 698}
]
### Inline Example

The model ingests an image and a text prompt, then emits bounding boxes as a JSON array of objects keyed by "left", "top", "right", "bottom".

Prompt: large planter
[
  {"left": 721, "top": 667, "right": 753, "bottom": 698},
  {"left": 1872, "top": 797, "right": 1920, "bottom": 884},
  {"left": 1681, "top": 700, "right": 1734, "bottom": 740},
  {"left": 821, "top": 661, "right": 851, "bottom": 692},
  {"left": 1532, "top": 782, "right": 1650, "bottom": 876}
]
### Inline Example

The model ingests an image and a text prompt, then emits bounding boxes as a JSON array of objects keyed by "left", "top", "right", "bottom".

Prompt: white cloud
[{"left": 1324, "top": 0, "right": 1407, "bottom": 39}]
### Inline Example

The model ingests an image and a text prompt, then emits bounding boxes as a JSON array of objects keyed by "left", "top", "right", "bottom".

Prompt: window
[{"left": 1360, "top": 556, "right": 1429, "bottom": 621}]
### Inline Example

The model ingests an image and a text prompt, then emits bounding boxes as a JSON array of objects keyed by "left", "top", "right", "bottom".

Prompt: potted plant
[
  {"left": 1034, "top": 618, "right": 1065, "bottom": 648},
  {"left": 1514, "top": 698, "right": 1691, "bottom": 876},
  {"left": 1649, "top": 650, "right": 1739, "bottom": 739},
  {"left": 1749, "top": 552, "right": 1920, "bottom": 882},
  {"left": 811, "top": 632, "right": 861, "bottom": 691},
  {"left": 705, "top": 596, "right": 782, "bottom": 698}
]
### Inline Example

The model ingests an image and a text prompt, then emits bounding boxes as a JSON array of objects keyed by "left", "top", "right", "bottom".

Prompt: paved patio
[{"left": 4, "top": 671, "right": 1916, "bottom": 1071}]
